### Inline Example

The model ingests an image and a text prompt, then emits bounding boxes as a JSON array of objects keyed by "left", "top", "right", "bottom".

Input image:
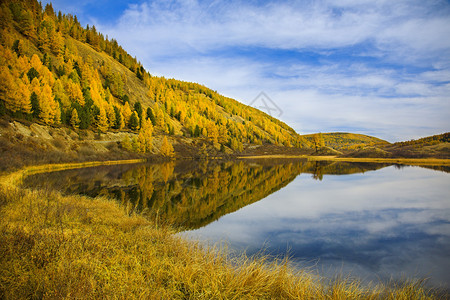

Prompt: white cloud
[{"left": 93, "top": 0, "right": 450, "bottom": 140}]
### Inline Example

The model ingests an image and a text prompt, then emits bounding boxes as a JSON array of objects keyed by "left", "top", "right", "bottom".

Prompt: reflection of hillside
[
  {"left": 304, "top": 161, "right": 389, "bottom": 181},
  {"left": 113, "top": 161, "right": 305, "bottom": 229},
  {"left": 24, "top": 160, "right": 391, "bottom": 229}
]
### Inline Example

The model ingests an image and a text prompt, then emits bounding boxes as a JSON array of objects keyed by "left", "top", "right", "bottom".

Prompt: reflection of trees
[
  {"left": 23, "top": 160, "right": 394, "bottom": 230},
  {"left": 312, "top": 161, "right": 324, "bottom": 181},
  {"left": 101, "top": 161, "right": 305, "bottom": 229}
]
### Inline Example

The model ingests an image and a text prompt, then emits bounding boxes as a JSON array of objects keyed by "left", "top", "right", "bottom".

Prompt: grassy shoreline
[
  {"left": 239, "top": 155, "right": 450, "bottom": 166},
  {"left": 0, "top": 160, "right": 444, "bottom": 299}
]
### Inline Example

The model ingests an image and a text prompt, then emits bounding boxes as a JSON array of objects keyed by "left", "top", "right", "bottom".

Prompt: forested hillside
[
  {"left": 303, "top": 132, "right": 389, "bottom": 151},
  {"left": 0, "top": 0, "right": 305, "bottom": 157},
  {"left": 393, "top": 133, "right": 449, "bottom": 147}
]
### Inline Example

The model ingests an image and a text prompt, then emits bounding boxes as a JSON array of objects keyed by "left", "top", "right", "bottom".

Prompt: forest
[{"left": 0, "top": 0, "right": 306, "bottom": 158}]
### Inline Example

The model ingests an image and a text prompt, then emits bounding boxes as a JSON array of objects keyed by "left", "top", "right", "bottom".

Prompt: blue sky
[{"left": 44, "top": 0, "right": 450, "bottom": 142}]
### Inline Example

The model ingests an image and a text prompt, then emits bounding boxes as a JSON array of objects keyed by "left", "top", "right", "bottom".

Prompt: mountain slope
[
  {"left": 303, "top": 132, "right": 389, "bottom": 151},
  {"left": 0, "top": 0, "right": 305, "bottom": 159}
]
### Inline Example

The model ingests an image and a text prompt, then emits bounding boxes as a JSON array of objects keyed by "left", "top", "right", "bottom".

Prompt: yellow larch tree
[
  {"left": 39, "top": 83, "right": 59, "bottom": 124},
  {"left": 65, "top": 80, "right": 84, "bottom": 106},
  {"left": 160, "top": 136, "right": 175, "bottom": 158},
  {"left": 137, "top": 118, "right": 153, "bottom": 153},
  {"left": 153, "top": 105, "right": 165, "bottom": 128},
  {"left": 30, "top": 54, "right": 43, "bottom": 73},
  {"left": 0, "top": 66, "right": 31, "bottom": 114},
  {"left": 15, "top": 55, "right": 30, "bottom": 75},
  {"left": 0, "top": 66, "right": 18, "bottom": 112},
  {"left": 122, "top": 101, "right": 132, "bottom": 127},
  {"left": 17, "top": 76, "right": 32, "bottom": 114},
  {"left": 105, "top": 103, "right": 116, "bottom": 128},
  {"left": 50, "top": 30, "right": 64, "bottom": 56},
  {"left": 96, "top": 106, "right": 109, "bottom": 133},
  {"left": 52, "top": 79, "right": 70, "bottom": 108},
  {"left": 38, "top": 65, "right": 55, "bottom": 87},
  {"left": 70, "top": 108, "right": 80, "bottom": 129},
  {"left": 206, "top": 122, "right": 219, "bottom": 144},
  {"left": 38, "top": 27, "right": 50, "bottom": 53}
]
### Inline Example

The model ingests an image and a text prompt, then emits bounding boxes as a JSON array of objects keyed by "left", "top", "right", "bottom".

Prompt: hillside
[
  {"left": 303, "top": 132, "right": 389, "bottom": 151},
  {"left": 301, "top": 132, "right": 450, "bottom": 159},
  {"left": 0, "top": 0, "right": 306, "bottom": 168},
  {"left": 1, "top": 0, "right": 448, "bottom": 168},
  {"left": 381, "top": 132, "right": 450, "bottom": 158},
  {"left": 340, "top": 133, "right": 450, "bottom": 159}
]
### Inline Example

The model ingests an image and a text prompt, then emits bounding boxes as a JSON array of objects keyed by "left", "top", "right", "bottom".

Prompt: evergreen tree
[
  {"left": 30, "top": 92, "right": 40, "bottom": 118},
  {"left": 134, "top": 101, "right": 143, "bottom": 127},
  {"left": 146, "top": 107, "right": 156, "bottom": 126},
  {"left": 27, "top": 67, "right": 39, "bottom": 82},
  {"left": 113, "top": 106, "right": 123, "bottom": 129},
  {"left": 194, "top": 125, "right": 201, "bottom": 137},
  {"left": 129, "top": 111, "right": 139, "bottom": 131}
]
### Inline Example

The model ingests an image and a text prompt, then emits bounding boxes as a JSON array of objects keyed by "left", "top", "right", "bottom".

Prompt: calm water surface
[{"left": 24, "top": 160, "right": 450, "bottom": 289}]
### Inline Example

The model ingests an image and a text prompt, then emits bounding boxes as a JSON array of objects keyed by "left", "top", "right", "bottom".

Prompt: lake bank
[
  {"left": 239, "top": 154, "right": 450, "bottom": 166},
  {"left": 0, "top": 160, "right": 446, "bottom": 299}
]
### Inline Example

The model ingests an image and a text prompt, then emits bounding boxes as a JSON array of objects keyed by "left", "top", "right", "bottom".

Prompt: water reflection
[
  {"left": 24, "top": 159, "right": 388, "bottom": 229},
  {"left": 23, "top": 160, "right": 450, "bottom": 289},
  {"left": 183, "top": 165, "right": 450, "bottom": 289}
]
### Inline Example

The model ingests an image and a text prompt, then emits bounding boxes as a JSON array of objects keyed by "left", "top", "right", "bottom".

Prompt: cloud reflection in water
[{"left": 183, "top": 166, "right": 450, "bottom": 288}]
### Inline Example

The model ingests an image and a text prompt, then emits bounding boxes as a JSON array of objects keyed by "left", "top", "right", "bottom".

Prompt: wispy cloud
[{"left": 48, "top": 0, "right": 450, "bottom": 141}]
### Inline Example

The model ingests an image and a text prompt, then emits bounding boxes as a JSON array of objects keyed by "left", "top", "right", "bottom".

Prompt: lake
[{"left": 24, "top": 159, "right": 450, "bottom": 289}]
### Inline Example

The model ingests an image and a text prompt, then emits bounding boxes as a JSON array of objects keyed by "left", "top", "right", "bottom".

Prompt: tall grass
[{"left": 0, "top": 166, "right": 443, "bottom": 299}]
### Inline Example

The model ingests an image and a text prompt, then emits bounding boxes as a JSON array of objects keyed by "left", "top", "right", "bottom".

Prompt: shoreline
[
  {"left": 0, "top": 159, "right": 446, "bottom": 298},
  {"left": 238, "top": 155, "right": 450, "bottom": 166},
  {"left": 1, "top": 159, "right": 146, "bottom": 188}
]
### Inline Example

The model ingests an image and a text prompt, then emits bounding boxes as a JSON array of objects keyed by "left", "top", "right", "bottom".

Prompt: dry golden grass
[{"left": 0, "top": 162, "right": 444, "bottom": 299}]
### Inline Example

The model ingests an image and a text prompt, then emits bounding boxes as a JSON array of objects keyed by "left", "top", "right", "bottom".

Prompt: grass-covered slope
[
  {"left": 303, "top": 132, "right": 450, "bottom": 159},
  {"left": 343, "top": 133, "right": 450, "bottom": 159},
  {"left": 303, "top": 132, "right": 389, "bottom": 151}
]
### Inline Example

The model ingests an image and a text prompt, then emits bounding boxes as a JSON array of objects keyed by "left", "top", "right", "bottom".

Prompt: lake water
[{"left": 24, "top": 159, "right": 450, "bottom": 289}]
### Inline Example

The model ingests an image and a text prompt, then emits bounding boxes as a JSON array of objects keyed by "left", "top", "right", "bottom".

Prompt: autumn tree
[
  {"left": 313, "top": 133, "right": 325, "bottom": 152},
  {"left": 137, "top": 118, "right": 153, "bottom": 153},
  {"left": 70, "top": 108, "right": 80, "bottom": 128},
  {"left": 39, "top": 83, "right": 60, "bottom": 124},
  {"left": 0, "top": 66, "right": 31, "bottom": 114},
  {"left": 96, "top": 106, "right": 109, "bottom": 132},
  {"left": 160, "top": 136, "right": 175, "bottom": 158},
  {"left": 122, "top": 101, "right": 132, "bottom": 127},
  {"left": 134, "top": 101, "right": 143, "bottom": 127},
  {"left": 121, "top": 135, "right": 132, "bottom": 151}
]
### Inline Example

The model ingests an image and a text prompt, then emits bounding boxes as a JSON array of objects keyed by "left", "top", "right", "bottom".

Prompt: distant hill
[
  {"left": 302, "top": 132, "right": 389, "bottom": 151},
  {"left": 0, "top": 0, "right": 305, "bottom": 162},
  {"left": 392, "top": 132, "right": 449, "bottom": 147},
  {"left": 302, "top": 132, "right": 450, "bottom": 159},
  {"left": 342, "top": 133, "right": 450, "bottom": 159},
  {"left": 382, "top": 133, "right": 450, "bottom": 159}
]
